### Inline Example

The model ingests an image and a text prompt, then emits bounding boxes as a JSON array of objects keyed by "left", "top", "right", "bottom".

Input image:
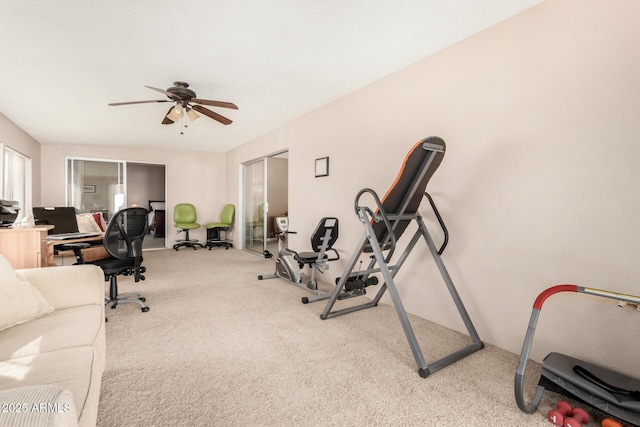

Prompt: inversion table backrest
[{"left": 371, "top": 136, "right": 446, "bottom": 247}]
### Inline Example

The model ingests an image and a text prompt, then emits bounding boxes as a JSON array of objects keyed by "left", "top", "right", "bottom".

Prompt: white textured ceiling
[{"left": 0, "top": 0, "right": 543, "bottom": 152}]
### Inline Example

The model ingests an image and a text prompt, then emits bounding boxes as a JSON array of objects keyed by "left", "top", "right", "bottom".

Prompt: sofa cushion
[
  {"left": 0, "top": 346, "right": 100, "bottom": 427},
  {"left": 0, "top": 255, "right": 53, "bottom": 332},
  {"left": 0, "top": 305, "right": 103, "bottom": 362}
]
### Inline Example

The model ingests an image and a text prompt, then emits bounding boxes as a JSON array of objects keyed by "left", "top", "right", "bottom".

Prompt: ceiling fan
[{"left": 108, "top": 81, "right": 238, "bottom": 125}]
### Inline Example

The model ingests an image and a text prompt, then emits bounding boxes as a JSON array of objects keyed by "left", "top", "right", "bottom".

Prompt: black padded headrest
[{"left": 310, "top": 217, "right": 339, "bottom": 252}]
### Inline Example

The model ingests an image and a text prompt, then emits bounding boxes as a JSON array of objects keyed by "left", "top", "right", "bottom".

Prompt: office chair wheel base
[
  {"left": 139, "top": 297, "right": 146, "bottom": 302},
  {"left": 142, "top": 307, "right": 150, "bottom": 313}
]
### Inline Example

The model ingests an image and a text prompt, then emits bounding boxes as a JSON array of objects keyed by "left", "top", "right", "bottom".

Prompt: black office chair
[{"left": 62, "top": 207, "right": 150, "bottom": 313}]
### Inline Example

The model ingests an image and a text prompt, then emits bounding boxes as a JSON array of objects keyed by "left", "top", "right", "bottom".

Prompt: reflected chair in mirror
[
  {"left": 60, "top": 207, "right": 149, "bottom": 313},
  {"left": 173, "top": 203, "right": 204, "bottom": 250},
  {"left": 205, "top": 204, "right": 235, "bottom": 250},
  {"left": 248, "top": 203, "right": 265, "bottom": 243}
]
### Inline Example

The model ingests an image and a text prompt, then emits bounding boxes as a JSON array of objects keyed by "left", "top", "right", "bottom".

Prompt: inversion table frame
[
  {"left": 515, "top": 285, "right": 640, "bottom": 426},
  {"left": 310, "top": 136, "right": 484, "bottom": 377}
]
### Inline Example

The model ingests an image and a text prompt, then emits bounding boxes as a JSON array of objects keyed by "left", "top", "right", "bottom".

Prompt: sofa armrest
[
  {"left": 0, "top": 384, "right": 78, "bottom": 427},
  {"left": 16, "top": 265, "right": 104, "bottom": 310}
]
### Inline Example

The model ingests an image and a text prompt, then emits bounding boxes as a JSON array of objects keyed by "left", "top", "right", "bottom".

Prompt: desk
[
  {"left": 0, "top": 227, "right": 108, "bottom": 268},
  {"left": 49, "top": 235, "right": 108, "bottom": 265},
  {"left": 0, "top": 225, "right": 53, "bottom": 269}
]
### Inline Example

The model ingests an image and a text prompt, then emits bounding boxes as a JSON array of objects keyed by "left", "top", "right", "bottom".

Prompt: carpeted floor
[{"left": 97, "top": 248, "right": 595, "bottom": 426}]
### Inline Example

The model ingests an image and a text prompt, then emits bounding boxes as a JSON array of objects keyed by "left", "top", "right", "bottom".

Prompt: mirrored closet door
[
  {"left": 242, "top": 151, "right": 288, "bottom": 256},
  {"left": 66, "top": 157, "right": 166, "bottom": 250}
]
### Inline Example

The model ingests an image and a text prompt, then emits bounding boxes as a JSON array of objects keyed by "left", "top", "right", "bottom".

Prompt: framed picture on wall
[
  {"left": 83, "top": 185, "right": 96, "bottom": 193},
  {"left": 315, "top": 157, "right": 329, "bottom": 178}
]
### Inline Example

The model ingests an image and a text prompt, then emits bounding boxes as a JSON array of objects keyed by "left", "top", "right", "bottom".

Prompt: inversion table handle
[{"left": 424, "top": 192, "right": 448, "bottom": 255}]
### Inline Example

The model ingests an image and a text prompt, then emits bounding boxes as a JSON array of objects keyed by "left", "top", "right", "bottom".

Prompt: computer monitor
[
  {"left": 33, "top": 207, "right": 79, "bottom": 234},
  {"left": 0, "top": 200, "right": 20, "bottom": 227}
]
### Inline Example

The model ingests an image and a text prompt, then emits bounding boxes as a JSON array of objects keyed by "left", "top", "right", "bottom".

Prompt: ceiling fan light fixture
[
  {"left": 110, "top": 82, "right": 236, "bottom": 126},
  {"left": 186, "top": 108, "right": 200, "bottom": 121},
  {"left": 166, "top": 105, "right": 184, "bottom": 122}
]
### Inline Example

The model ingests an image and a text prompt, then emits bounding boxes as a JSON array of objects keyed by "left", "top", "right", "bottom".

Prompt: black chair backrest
[
  {"left": 371, "top": 136, "right": 446, "bottom": 245},
  {"left": 310, "top": 217, "right": 339, "bottom": 252},
  {"left": 104, "top": 207, "right": 148, "bottom": 260}
]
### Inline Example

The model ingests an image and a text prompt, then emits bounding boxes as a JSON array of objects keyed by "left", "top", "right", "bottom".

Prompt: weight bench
[{"left": 306, "top": 136, "right": 484, "bottom": 377}]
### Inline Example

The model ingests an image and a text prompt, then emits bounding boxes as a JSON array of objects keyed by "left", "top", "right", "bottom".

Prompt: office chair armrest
[
  {"left": 58, "top": 243, "right": 91, "bottom": 265},
  {"left": 58, "top": 243, "right": 91, "bottom": 250}
]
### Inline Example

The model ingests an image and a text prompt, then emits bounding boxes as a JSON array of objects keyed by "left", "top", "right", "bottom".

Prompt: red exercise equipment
[
  {"left": 601, "top": 418, "right": 632, "bottom": 427},
  {"left": 548, "top": 401, "right": 572, "bottom": 426},
  {"left": 563, "top": 407, "right": 589, "bottom": 427},
  {"left": 547, "top": 401, "right": 591, "bottom": 427}
]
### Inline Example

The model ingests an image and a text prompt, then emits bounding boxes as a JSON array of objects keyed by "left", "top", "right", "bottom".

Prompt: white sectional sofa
[{"left": 0, "top": 257, "right": 105, "bottom": 427}]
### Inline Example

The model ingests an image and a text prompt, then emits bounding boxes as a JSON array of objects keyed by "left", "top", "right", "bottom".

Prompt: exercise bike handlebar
[{"left": 274, "top": 230, "right": 296, "bottom": 240}]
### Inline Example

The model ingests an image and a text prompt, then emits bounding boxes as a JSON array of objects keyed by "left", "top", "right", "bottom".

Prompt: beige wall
[
  {"left": 0, "top": 113, "right": 41, "bottom": 205},
  {"left": 226, "top": 0, "right": 640, "bottom": 373},
  {"left": 40, "top": 144, "right": 226, "bottom": 245}
]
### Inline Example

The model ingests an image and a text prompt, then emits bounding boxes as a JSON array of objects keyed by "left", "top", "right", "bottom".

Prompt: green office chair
[
  {"left": 205, "top": 204, "right": 235, "bottom": 250},
  {"left": 173, "top": 203, "right": 204, "bottom": 250}
]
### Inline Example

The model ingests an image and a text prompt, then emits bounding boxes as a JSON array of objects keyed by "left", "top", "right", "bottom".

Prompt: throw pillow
[
  {"left": 0, "top": 255, "right": 54, "bottom": 331},
  {"left": 76, "top": 213, "right": 103, "bottom": 233},
  {"left": 91, "top": 212, "right": 106, "bottom": 232}
]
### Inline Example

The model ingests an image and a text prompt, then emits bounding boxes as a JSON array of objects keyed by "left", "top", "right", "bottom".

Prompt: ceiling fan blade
[
  {"left": 192, "top": 105, "right": 233, "bottom": 125},
  {"left": 161, "top": 107, "right": 175, "bottom": 124},
  {"left": 191, "top": 99, "right": 238, "bottom": 110},
  {"left": 108, "top": 100, "right": 170, "bottom": 106},
  {"left": 145, "top": 85, "right": 177, "bottom": 99}
]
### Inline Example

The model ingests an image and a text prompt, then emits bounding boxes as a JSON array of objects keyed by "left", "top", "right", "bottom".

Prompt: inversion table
[
  {"left": 307, "top": 136, "right": 484, "bottom": 377},
  {"left": 515, "top": 285, "right": 640, "bottom": 426}
]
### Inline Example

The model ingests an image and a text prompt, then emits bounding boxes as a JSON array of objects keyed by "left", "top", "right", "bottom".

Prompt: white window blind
[{"left": 2, "top": 146, "right": 31, "bottom": 221}]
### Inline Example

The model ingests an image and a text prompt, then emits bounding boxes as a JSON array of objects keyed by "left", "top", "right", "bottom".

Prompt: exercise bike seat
[{"left": 296, "top": 251, "right": 331, "bottom": 263}]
